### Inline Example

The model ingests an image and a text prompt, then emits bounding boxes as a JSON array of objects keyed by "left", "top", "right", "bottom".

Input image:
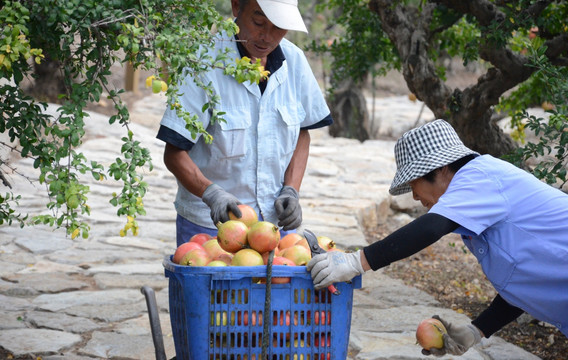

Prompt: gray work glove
[
  {"left": 201, "top": 184, "right": 242, "bottom": 225},
  {"left": 274, "top": 185, "right": 302, "bottom": 230},
  {"left": 306, "top": 250, "right": 364, "bottom": 290},
  {"left": 422, "top": 315, "right": 482, "bottom": 357}
]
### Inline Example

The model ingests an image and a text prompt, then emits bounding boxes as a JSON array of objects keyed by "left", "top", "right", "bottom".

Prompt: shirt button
[{"left": 478, "top": 248, "right": 485, "bottom": 254}]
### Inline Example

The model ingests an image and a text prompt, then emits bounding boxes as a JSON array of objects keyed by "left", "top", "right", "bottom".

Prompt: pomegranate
[
  {"left": 279, "top": 233, "right": 303, "bottom": 251},
  {"left": 207, "top": 260, "right": 228, "bottom": 267},
  {"left": 271, "top": 256, "right": 295, "bottom": 284},
  {"left": 189, "top": 232, "right": 213, "bottom": 246},
  {"left": 281, "top": 244, "right": 311, "bottom": 266},
  {"left": 229, "top": 204, "right": 259, "bottom": 227},
  {"left": 213, "top": 252, "right": 234, "bottom": 265},
  {"left": 294, "top": 237, "right": 310, "bottom": 251},
  {"left": 317, "top": 236, "right": 336, "bottom": 251},
  {"left": 203, "top": 239, "right": 233, "bottom": 259},
  {"left": 416, "top": 318, "right": 447, "bottom": 350},
  {"left": 243, "top": 311, "right": 262, "bottom": 326},
  {"left": 173, "top": 242, "right": 204, "bottom": 264},
  {"left": 216, "top": 220, "right": 249, "bottom": 253},
  {"left": 231, "top": 248, "right": 264, "bottom": 266},
  {"left": 314, "top": 311, "right": 330, "bottom": 325},
  {"left": 247, "top": 221, "right": 280, "bottom": 253},
  {"left": 261, "top": 248, "right": 280, "bottom": 265},
  {"left": 211, "top": 311, "right": 228, "bottom": 326},
  {"left": 180, "top": 248, "right": 211, "bottom": 266}
]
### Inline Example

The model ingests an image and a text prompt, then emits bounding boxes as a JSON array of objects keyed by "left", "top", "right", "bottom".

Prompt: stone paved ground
[{"left": 0, "top": 94, "right": 540, "bottom": 360}]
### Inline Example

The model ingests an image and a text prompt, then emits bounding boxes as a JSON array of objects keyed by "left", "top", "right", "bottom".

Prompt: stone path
[{"left": 0, "top": 94, "right": 541, "bottom": 360}]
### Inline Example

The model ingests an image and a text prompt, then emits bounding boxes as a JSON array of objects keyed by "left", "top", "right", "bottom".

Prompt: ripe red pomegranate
[
  {"left": 261, "top": 247, "right": 280, "bottom": 265},
  {"left": 179, "top": 248, "right": 210, "bottom": 266},
  {"left": 231, "top": 248, "right": 264, "bottom": 266},
  {"left": 281, "top": 244, "right": 311, "bottom": 266},
  {"left": 173, "top": 242, "right": 205, "bottom": 264},
  {"left": 189, "top": 232, "right": 213, "bottom": 246},
  {"left": 216, "top": 220, "right": 249, "bottom": 253},
  {"left": 314, "top": 311, "right": 330, "bottom": 325},
  {"left": 278, "top": 233, "right": 303, "bottom": 251},
  {"left": 272, "top": 256, "right": 295, "bottom": 284},
  {"left": 247, "top": 221, "right": 280, "bottom": 253},
  {"left": 229, "top": 204, "right": 259, "bottom": 227}
]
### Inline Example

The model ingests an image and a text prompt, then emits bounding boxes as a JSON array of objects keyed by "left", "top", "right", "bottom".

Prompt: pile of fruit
[{"left": 172, "top": 205, "right": 341, "bottom": 277}]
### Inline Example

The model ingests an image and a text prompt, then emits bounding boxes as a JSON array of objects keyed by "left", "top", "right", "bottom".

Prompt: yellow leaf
[
  {"left": 71, "top": 228, "right": 80, "bottom": 239},
  {"left": 145, "top": 75, "right": 156, "bottom": 88}
]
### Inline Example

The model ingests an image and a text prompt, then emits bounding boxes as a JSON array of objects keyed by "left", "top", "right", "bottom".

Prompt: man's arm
[
  {"left": 163, "top": 143, "right": 211, "bottom": 197},
  {"left": 283, "top": 129, "right": 310, "bottom": 191},
  {"left": 274, "top": 129, "right": 310, "bottom": 230}
]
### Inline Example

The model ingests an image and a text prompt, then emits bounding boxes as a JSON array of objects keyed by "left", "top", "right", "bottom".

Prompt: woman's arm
[
  {"left": 472, "top": 294, "right": 525, "bottom": 337},
  {"left": 362, "top": 213, "right": 459, "bottom": 270}
]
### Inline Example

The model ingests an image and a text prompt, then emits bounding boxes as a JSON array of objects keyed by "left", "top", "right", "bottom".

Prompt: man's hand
[
  {"left": 421, "top": 315, "right": 482, "bottom": 357},
  {"left": 201, "top": 184, "right": 242, "bottom": 225},
  {"left": 306, "top": 250, "right": 364, "bottom": 290},
  {"left": 274, "top": 186, "right": 302, "bottom": 230}
]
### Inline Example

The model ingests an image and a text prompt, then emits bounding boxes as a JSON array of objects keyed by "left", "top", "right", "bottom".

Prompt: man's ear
[{"left": 231, "top": 0, "right": 240, "bottom": 17}]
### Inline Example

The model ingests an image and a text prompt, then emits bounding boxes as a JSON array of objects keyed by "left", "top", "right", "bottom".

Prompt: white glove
[
  {"left": 306, "top": 250, "right": 364, "bottom": 290},
  {"left": 422, "top": 315, "right": 482, "bottom": 356}
]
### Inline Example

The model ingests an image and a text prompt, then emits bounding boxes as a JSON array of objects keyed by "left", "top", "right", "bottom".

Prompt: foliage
[
  {"left": 0, "top": 0, "right": 267, "bottom": 238},
  {"left": 503, "top": 46, "right": 568, "bottom": 188},
  {"left": 308, "top": 0, "right": 400, "bottom": 89},
  {"left": 312, "top": 0, "right": 567, "bottom": 188}
]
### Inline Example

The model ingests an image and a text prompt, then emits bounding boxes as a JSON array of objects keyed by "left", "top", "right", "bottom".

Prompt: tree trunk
[
  {"left": 25, "top": 57, "right": 66, "bottom": 103},
  {"left": 327, "top": 79, "right": 370, "bottom": 142},
  {"left": 367, "top": 0, "right": 546, "bottom": 157}
]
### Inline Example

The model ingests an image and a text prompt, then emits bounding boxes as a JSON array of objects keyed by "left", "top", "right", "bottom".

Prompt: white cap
[{"left": 257, "top": 0, "right": 308, "bottom": 33}]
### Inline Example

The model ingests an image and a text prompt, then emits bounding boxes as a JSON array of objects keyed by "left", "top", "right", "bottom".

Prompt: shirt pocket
[
  {"left": 277, "top": 103, "right": 305, "bottom": 156},
  {"left": 210, "top": 107, "right": 251, "bottom": 159},
  {"left": 480, "top": 241, "right": 517, "bottom": 291}
]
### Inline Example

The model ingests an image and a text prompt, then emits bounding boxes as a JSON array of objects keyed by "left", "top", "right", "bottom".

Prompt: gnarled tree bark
[{"left": 368, "top": 0, "right": 567, "bottom": 157}]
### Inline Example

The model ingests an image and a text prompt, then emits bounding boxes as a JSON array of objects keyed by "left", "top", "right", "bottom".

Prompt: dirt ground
[{"left": 365, "top": 223, "right": 567, "bottom": 360}]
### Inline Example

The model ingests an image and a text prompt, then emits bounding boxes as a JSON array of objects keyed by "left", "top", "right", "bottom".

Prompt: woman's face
[
  {"left": 409, "top": 168, "right": 453, "bottom": 210},
  {"left": 232, "top": 0, "right": 288, "bottom": 66}
]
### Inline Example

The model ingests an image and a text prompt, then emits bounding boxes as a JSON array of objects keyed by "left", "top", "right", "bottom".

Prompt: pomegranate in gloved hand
[{"left": 416, "top": 318, "right": 447, "bottom": 350}]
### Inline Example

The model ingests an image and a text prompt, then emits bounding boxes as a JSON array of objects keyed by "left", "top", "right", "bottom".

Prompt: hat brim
[
  {"left": 257, "top": 0, "right": 308, "bottom": 33},
  {"left": 389, "top": 145, "right": 478, "bottom": 196}
]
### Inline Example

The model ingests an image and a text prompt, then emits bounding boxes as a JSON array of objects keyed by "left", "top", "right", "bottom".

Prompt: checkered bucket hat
[{"left": 389, "top": 119, "right": 479, "bottom": 196}]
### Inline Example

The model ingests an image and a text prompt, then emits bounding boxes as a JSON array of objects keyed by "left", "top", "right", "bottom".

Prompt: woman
[{"left": 307, "top": 119, "right": 568, "bottom": 356}]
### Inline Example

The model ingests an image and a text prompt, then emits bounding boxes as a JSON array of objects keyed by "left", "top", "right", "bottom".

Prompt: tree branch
[{"left": 369, "top": 0, "right": 452, "bottom": 116}]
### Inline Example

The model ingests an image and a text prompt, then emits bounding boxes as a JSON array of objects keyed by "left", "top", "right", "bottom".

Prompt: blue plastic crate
[{"left": 163, "top": 255, "right": 362, "bottom": 360}]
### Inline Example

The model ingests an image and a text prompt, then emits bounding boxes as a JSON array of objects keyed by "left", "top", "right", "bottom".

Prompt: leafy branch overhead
[
  {"left": 314, "top": 0, "right": 567, "bottom": 187},
  {"left": 0, "top": 0, "right": 268, "bottom": 238}
]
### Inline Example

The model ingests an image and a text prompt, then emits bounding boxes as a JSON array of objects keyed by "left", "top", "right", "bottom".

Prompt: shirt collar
[{"left": 234, "top": 35, "right": 285, "bottom": 76}]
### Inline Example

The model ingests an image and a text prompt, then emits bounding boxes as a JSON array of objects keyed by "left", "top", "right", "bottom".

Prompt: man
[
  {"left": 157, "top": 0, "right": 332, "bottom": 246},
  {"left": 307, "top": 120, "right": 568, "bottom": 356}
]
